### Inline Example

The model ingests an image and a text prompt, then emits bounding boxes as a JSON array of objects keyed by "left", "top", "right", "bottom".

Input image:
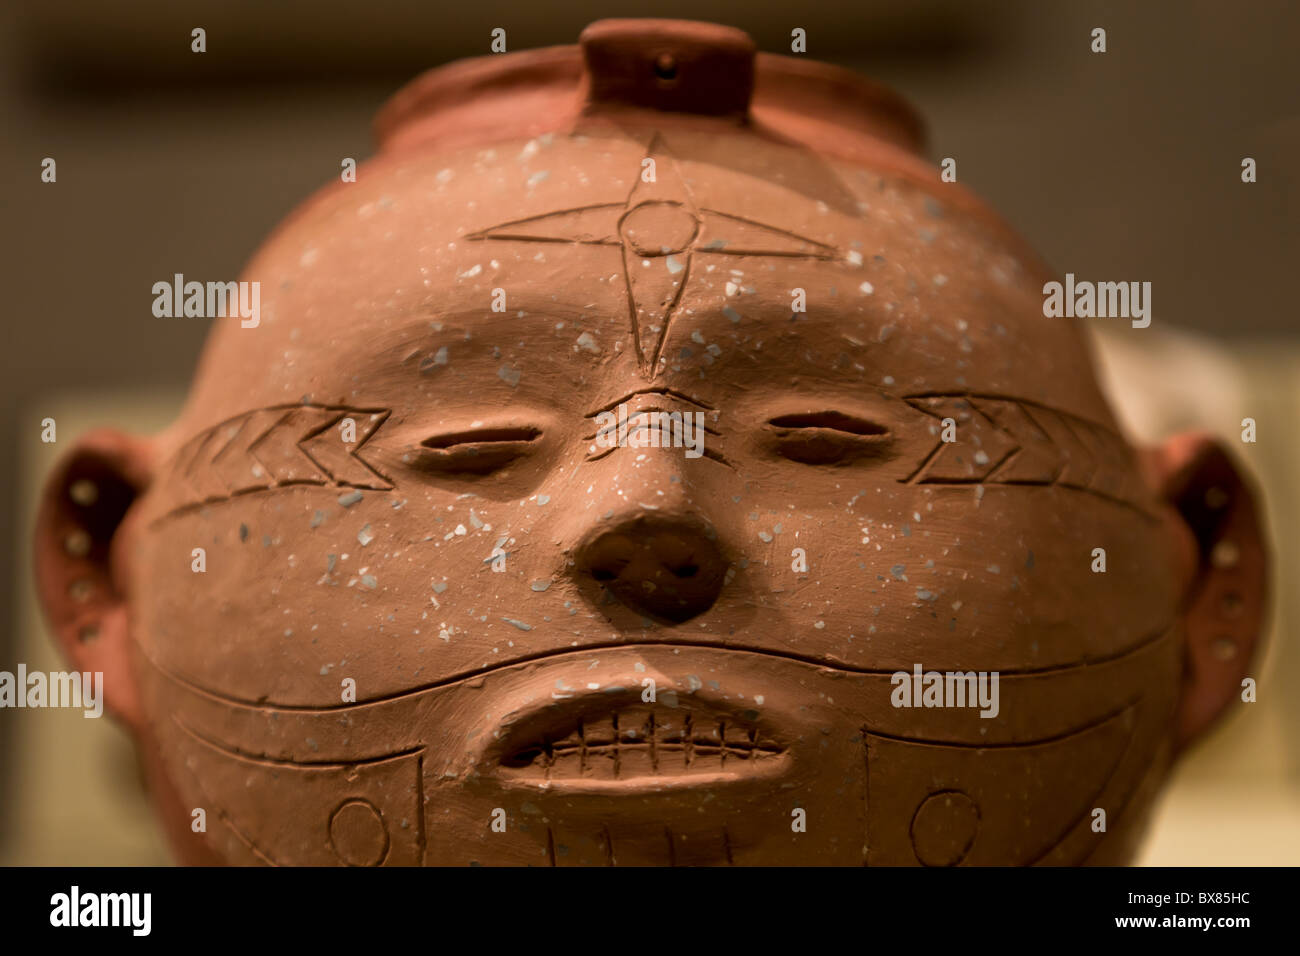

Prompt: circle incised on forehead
[{"left": 620, "top": 200, "right": 700, "bottom": 256}]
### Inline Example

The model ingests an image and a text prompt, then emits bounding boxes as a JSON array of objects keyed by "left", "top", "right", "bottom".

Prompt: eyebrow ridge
[{"left": 586, "top": 387, "right": 715, "bottom": 417}]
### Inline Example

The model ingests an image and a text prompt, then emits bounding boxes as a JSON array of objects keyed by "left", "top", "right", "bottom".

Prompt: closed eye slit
[
  {"left": 765, "top": 411, "right": 892, "bottom": 465},
  {"left": 417, "top": 426, "right": 541, "bottom": 475}
]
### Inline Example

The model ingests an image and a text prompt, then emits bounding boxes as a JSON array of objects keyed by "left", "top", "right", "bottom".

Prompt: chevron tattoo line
[
  {"left": 901, "top": 393, "right": 1154, "bottom": 516},
  {"left": 153, "top": 404, "right": 393, "bottom": 520}
]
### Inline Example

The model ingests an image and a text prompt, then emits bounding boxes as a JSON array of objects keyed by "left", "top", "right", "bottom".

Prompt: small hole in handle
[{"left": 654, "top": 52, "right": 678, "bottom": 81}]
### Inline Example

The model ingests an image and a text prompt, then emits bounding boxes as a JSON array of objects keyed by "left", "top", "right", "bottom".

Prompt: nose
[{"left": 576, "top": 513, "right": 728, "bottom": 623}]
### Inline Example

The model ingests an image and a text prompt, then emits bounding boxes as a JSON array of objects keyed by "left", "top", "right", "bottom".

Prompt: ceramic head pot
[{"left": 36, "top": 19, "right": 1267, "bottom": 866}]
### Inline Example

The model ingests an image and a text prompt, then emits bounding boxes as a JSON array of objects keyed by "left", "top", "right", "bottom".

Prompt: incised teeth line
[
  {"left": 648, "top": 710, "right": 657, "bottom": 772},
  {"left": 510, "top": 708, "right": 782, "bottom": 778}
]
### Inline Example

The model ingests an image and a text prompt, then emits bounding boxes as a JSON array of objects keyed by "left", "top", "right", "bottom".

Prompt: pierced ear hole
[
  {"left": 1204, "top": 486, "right": 1230, "bottom": 510},
  {"left": 1211, "top": 540, "right": 1240, "bottom": 569},
  {"left": 68, "top": 579, "right": 93, "bottom": 602},
  {"left": 64, "top": 529, "right": 92, "bottom": 558},
  {"left": 1211, "top": 637, "right": 1238, "bottom": 661},
  {"left": 69, "top": 479, "right": 99, "bottom": 506},
  {"left": 1219, "top": 592, "right": 1244, "bottom": 617},
  {"left": 63, "top": 463, "right": 137, "bottom": 548},
  {"left": 654, "top": 53, "right": 678, "bottom": 81},
  {"left": 77, "top": 625, "right": 99, "bottom": 644}
]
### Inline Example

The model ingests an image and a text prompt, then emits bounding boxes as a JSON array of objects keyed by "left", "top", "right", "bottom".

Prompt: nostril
[
  {"left": 584, "top": 532, "right": 635, "bottom": 584},
  {"left": 653, "top": 52, "right": 678, "bottom": 81},
  {"left": 573, "top": 518, "right": 728, "bottom": 624}
]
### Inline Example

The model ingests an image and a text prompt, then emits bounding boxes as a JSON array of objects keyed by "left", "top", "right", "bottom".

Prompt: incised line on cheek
[
  {"left": 144, "top": 625, "right": 1175, "bottom": 718},
  {"left": 152, "top": 404, "right": 393, "bottom": 522},
  {"left": 900, "top": 393, "right": 1155, "bottom": 517},
  {"left": 172, "top": 716, "right": 424, "bottom": 867},
  {"left": 865, "top": 699, "right": 1138, "bottom": 866},
  {"left": 465, "top": 132, "right": 840, "bottom": 378}
]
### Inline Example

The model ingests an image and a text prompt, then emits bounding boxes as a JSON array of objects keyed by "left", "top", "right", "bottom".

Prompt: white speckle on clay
[
  {"left": 357, "top": 524, "right": 374, "bottom": 546},
  {"left": 576, "top": 331, "right": 600, "bottom": 353},
  {"left": 859, "top": 281, "right": 874, "bottom": 295},
  {"left": 338, "top": 490, "right": 363, "bottom": 507},
  {"left": 458, "top": 264, "right": 482, "bottom": 279},
  {"left": 503, "top": 617, "right": 532, "bottom": 631}
]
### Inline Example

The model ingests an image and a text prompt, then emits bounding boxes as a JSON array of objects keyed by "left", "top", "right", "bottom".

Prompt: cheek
[
  {"left": 711, "top": 483, "right": 1181, "bottom": 672},
  {"left": 133, "top": 483, "right": 582, "bottom": 703}
]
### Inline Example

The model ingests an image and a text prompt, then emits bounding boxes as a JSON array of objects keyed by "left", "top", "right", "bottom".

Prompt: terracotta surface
[{"left": 34, "top": 19, "right": 1268, "bottom": 865}]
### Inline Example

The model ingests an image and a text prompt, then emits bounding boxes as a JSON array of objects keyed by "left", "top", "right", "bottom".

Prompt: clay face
[{"left": 36, "top": 20, "right": 1267, "bottom": 866}]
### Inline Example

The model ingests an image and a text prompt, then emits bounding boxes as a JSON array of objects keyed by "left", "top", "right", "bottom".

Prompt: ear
[
  {"left": 1140, "top": 432, "right": 1268, "bottom": 754},
  {"left": 33, "top": 428, "right": 156, "bottom": 731}
]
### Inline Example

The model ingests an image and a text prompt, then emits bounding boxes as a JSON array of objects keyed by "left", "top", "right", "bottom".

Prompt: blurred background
[{"left": 1, "top": 0, "right": 1296, "bottom": 864}]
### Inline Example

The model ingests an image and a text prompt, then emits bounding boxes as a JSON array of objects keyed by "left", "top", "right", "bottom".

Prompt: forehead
[{"left": 182, "top": 128, "right": 1113, "bottom": 430}]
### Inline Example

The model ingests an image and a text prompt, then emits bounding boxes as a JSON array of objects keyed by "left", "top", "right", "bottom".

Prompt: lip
[{"left": 482, "top": 680, "right": 793, "bottom": 793}]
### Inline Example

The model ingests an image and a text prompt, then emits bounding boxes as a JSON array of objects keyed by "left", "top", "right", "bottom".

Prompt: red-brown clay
[{"left": 35, "top": 19, "right": 1268, "bottom": 865}]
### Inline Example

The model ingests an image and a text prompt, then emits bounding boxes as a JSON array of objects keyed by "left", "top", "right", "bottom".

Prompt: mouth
[
  {"left": 485, "top": 682, "right": 792, "bottom": 793},
  {"left": 454, "top": 647, "right": 867, "bottom": 864}
]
